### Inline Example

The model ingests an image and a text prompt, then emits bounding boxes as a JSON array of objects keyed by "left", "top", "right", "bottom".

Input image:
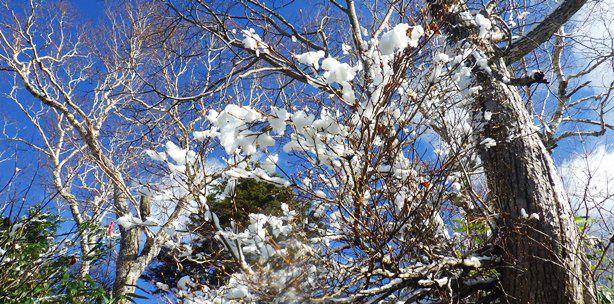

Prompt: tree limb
[{"left": 502, "top": 0, "right": 588, "bottom": 63}]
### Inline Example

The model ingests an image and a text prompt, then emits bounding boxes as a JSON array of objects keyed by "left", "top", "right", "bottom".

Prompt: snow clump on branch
[
  {"left": 241, "top": 28, "right": 268, "bottom": 56},
  {"left": 378, "top": 23, "right": 424, "bottom": 55},
  {"left": 294, "top": 50, "right": 325, "bottom": 69}
]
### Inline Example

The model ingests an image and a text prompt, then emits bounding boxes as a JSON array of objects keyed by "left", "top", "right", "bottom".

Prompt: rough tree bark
[
  {"left": 112, "top": 193, "right": 154, "bottom": 300},
  {"left": 112, "top": 192, "right": 187, "bottom": 301},
  {"left": 429, "top": 0, "right": 596, "bottom": 302},
  {"left": 112, "top": 188, "right": 141, "bottom": 298},
  {"left": 479, "top": 76, "right": 595, "bottom": 304}
]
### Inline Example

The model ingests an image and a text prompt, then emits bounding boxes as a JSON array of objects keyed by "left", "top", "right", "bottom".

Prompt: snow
[
  {"left": 165, "top": 141, "right": 192, "bottom": 165},
  {"left": 317, "top": 57, "right": 361, "bottom": 101},
  {"left": 429, "top": 53, "right": 451, "bottom": 82},
  {"left": 483, "top": 111, "right": 492, "bottom": 121},
  {"left": 145, "top": 149, "right": 167, "bottom": 162},
  {"left": 453, "top": 66, "right": 473, "bottom": 90},
  {"left": 418, "top": 279, "right": 431, "bottom": 286},
  {"left": 529, "top": 69, "right": 542, "bottom": 78},
  {"left": 116, "top": 213, "right": 158, "bottom": 230},
  {"left": 241, "top": 28, "right": 268, "bottom": 56},
  {"left": 177, "top": 275, "right": 193, "bottom": 290},
  {"left": 242, "top": 32, "right": 258, "bottom": 50},
  {"left": 116, "top": 214, "right": 140, "bottom": 230},
  {"left": 295, "top": 50, "right": 325, "bottom": 69},
  {"left": 321, "top": 57, "right": 359, "bottom": 84},
  {"left": 519, "top": 208, "right": 540, "bottom": 220},
  {"left": 280, "top": 203, "right": 292, "bottom": 215},
  {"left": 143, "top": 216, "right": 160, "bottom": 226},
  {"left": 379, "top": 24, "right": 424, "bottom": 55},
  {"left": 156, "top": 282, "right": 170, "bottom": 291},
  {"left": 473, "top": 51, "right": 491, "bottom": 74},
  {"left": 290, "top": 110, "right": 315, "bottom": 131},
  {"left": 341, "top": 82, "right": 356, "bottom": 101},
  {"left": 463, "top": 256, "right": 482, "bottom": 268},
  {"left": 475, "top": 14, "right": 492, "bottom": 38},
  {"left": 193, "top": 130, "right": 218, "bottom": 141},
  {"left": 434, "top": 53, "right": 451, "bottom": 63},
  {"left": 262, "top": 154, "right": 279, "bottom": 174},
  {"left": 342, "top": 43, "right": 351, "bottom": 55},
  {"left": 206, "top": 105, "right": 266, "bottom": 155},
  {"left": 480, "top": 138, "right": 497, "bottom": 149},
  {"left": 435, "top": 277, "right": 450, "bottom": 286},
  {"left": 268, "top": 107, "right": 290, "bottom": 135},
  {"left": 313, "top": 109, "right": 341, "bottom": 134},
  {"left": 226, "top": 284, "right": 250, "bottom": 299},
  {"left": 467, "top": 86, "right": 482, "bottom": 95}
]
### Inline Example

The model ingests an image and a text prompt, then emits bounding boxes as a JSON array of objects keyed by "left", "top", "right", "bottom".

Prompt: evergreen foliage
[
  {"left": 145, "top": 178, "right": 300, "bottom": 291},
  {"left": 0, "top": 207, "right": 114, "bottom": 304}
]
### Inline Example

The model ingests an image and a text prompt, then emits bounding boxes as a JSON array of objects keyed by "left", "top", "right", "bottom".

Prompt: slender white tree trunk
[{"left": 112, "top": 188, "right": 143, "bottom": 301}]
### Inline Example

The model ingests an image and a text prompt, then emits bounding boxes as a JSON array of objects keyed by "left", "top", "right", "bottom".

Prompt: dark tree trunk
[
  {"left": 429, "top": 0, "right": 596, "bottom": 302},
  {"left": 478, "top": 75, "right": 595, "bottom": 303}
]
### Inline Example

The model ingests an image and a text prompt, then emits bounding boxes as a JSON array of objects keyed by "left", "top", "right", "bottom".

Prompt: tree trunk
[
  {"left": 112, "top": 194, "right": 161, "bottom": 302},
  {"left": 112, "top": 224, "right": 141, "bottom": 300},
  {"left": 112, "top": 261, "right": 141, "bottom": 299},
  {"left": 429, "top": 0, "right": 596, "bottom": 302},
  {"left": 112, "top": 233, "right": 163, "bottom": 303},
  {"left": 112, "top": 187, "right": 142, "bottom": 301},
  {"left": 478, "top": 73, "right": 595, "bottom": 303}
]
